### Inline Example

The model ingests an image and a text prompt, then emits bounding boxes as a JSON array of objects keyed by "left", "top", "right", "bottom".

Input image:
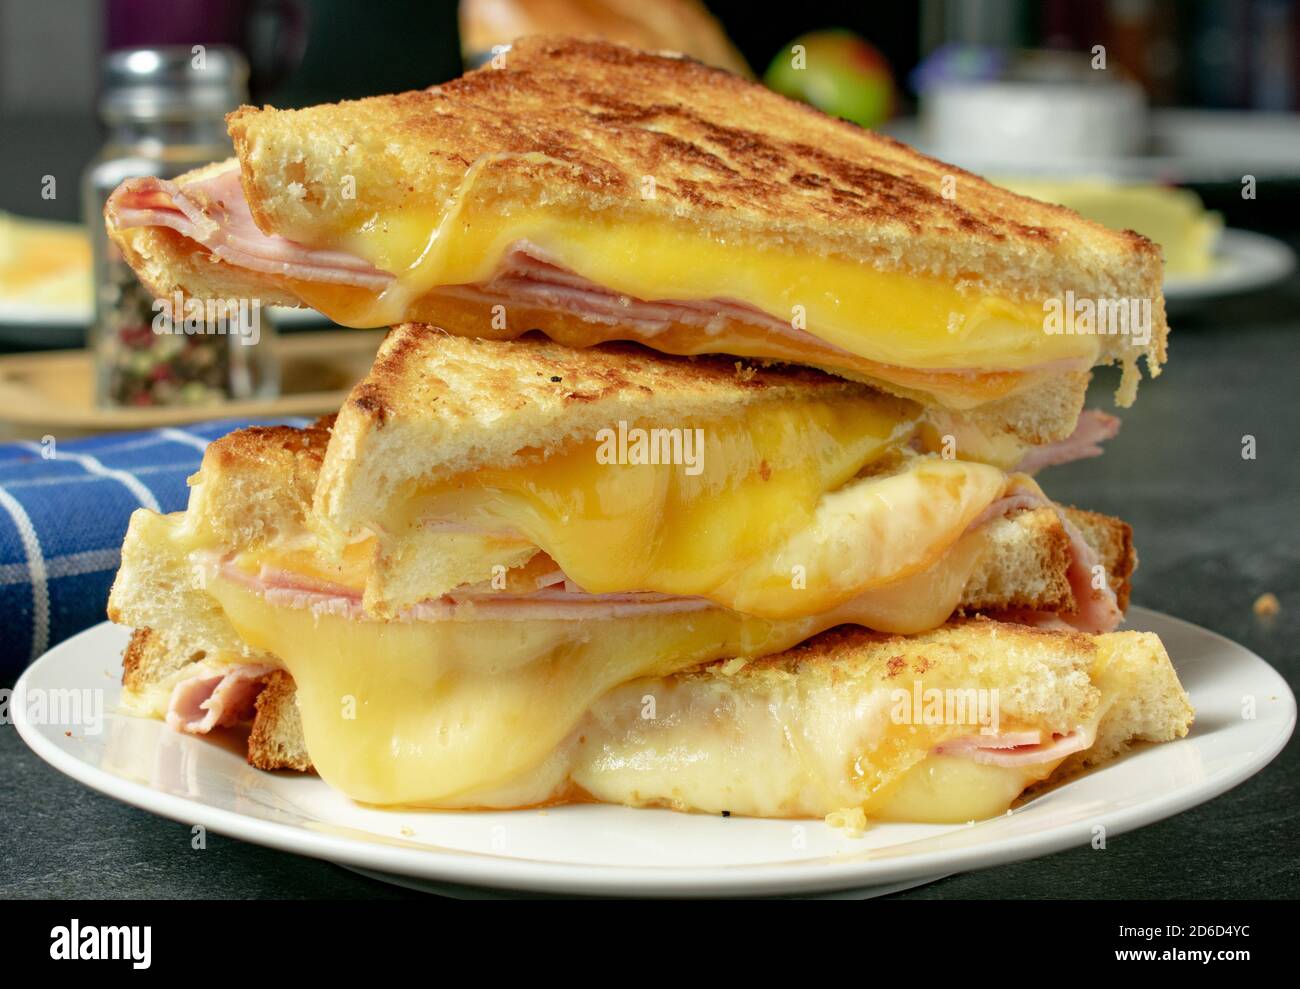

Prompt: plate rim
[
  {"left": 1164, "top": 228, "right": 1296, "bottom": 301},
  {"left": 884, "top": 109, "right": 1300, "bottom": 183},
  {"left": 12, "top": 608, "right": 1296, "bottom": 897}
]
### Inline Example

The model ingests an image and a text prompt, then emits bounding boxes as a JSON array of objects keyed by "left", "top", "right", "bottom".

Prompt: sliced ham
[
  {"left": 165, "top": 664, "right": 274, "bottom": 735},
  {"left": 1014, "top": 410, "right": 1121, "bottom": 474},
  {"left": 961, "top": 482, "right": 1124, "bottom": 634},
  {"left": 936, "top": 725, "right": 1096, "bottom": 767},
  {"left": 109, "top": 167, "right": 391, "bottom": 290},
  {"left": 205, "top": 467, "right": 1122, "bottom": 631},
  {"left": 939, "top": 729, "right": 1042, "bottom": 752},
  {"left": 1056, "top": 513, "right": 1126, "bottom": 634},
  {"left": 213, "top": 557, "right": 714, "bottom": 622},
  {"left": 109, "top": 170, "right": 1095, "bottom": 380},
  {"left": 446, "top": 244, "right": 824, "bottom": 344},
  {"left": 964, "top": 489, "right": 1054, "bottom": 532},
  {"left": 432, "top": 245, "right": 1093, "bottom": 377}
]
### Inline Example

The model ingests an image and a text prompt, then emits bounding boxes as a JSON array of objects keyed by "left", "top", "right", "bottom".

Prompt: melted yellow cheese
[
  {"left": 126, "top": 567, "right": 1070, "bottom": 820},
  {"left": 445, "top": 666, "right": 1068, "bottom": 821},
  {"left": 137, "top": 475, "right": 1070, "bottom": 817},
  {"left": 199, "top": 517, "right": 1004, "bottom": 808},
  {"left": 570, "top": 752, "right": 1057, "bottom": 824},
  {"left": 869, "top": 755, "right": 1058, "bottom": 822},
  {"left": 206, "top": 574, "right": 836, "bottom": 804},
  {"left": 399, "top": 450, "right": 1008, "bottom": 618},
  {"left": 238, "top": 536, "right": 375, "bottom": 589},
  {"left": 289, "top": 160, "right": 1097, "bottom": 374},
  {"left": 364, "top": 395, "right": 1009, "bottom": 618}
]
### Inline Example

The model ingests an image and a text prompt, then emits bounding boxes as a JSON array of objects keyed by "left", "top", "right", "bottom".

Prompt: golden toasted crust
[
  {"left": 228, "top": 35, "right": 1154, "bottom": 266},
  {"left": 352, "top": 326, "right": 877, "bottom": 428},
  {"left": 228, "top": 38, "right": 1159, "bottom": 295},
  {"left": 727, "top": 615, "right": 1095, "bottom": 679},
  {"left": 248, "top": 670, "right": 313, "bottom": 772},
  {"left": 184, "top": 420, "right": 332, "bottom": 548},
  {"left": 120, "top": 626, "right": 158, "bottom": 695}
]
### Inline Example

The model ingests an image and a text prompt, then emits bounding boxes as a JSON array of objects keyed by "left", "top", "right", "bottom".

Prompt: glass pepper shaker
[{"left": 81, "top": 46, "right": 278, "bottom": 408}]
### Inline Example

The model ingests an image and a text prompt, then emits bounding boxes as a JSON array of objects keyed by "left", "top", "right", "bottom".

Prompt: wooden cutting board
[{"left": 0, "top": 330, "right": 386, "bottom": 438}]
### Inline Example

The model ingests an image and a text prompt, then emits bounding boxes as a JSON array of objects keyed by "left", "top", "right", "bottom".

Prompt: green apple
[{"left": 764, "top": 29, "right": 896, "bottom": 128}]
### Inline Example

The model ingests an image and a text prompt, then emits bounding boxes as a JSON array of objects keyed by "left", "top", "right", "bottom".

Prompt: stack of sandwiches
[{"left": 105, "top": 37, "right": 1192, "bottom": 822}]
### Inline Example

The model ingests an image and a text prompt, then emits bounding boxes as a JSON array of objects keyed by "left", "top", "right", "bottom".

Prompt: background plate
[
  {"left": 12, "top": 608, "right": 1294, "bottom": 898},
  {"left": 0, "top": 304, "right": 330, "bottom": 351},
  {"left": 885, "top": 110, "right": 1300, "bottom": 183},
  {"left": 1164, "top": 229, "right": 1296, "bottom": 306}
]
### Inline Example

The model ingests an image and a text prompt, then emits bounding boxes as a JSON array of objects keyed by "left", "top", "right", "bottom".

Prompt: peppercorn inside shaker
[{"left": 82, "top": 46, "right": 279, "bottom": 408}]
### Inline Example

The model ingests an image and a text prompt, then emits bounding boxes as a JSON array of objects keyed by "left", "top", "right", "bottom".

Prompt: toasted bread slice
[
  {"left": 106, "top": 37, "right": 1164, "bottom": 433},
  {"left": 107, "top": 419, "right": 333, "bottom": 663},
  {"left": 228, "top": 37, "right": 1163, "bottom": 317},
  {"left": 316, "top": 328, "right": 906, "bottom": 528},
  {"left": 248, "top": 669, "right": 312, "bottom": 772},
  {"left": 314, "top": 326, "right": 1066, "bottom": 533},
  {"left": 121, "top": 615, "right": 1191, "bottom": 820},
  {"left": 313, "top": 329, "right": 1132, "bottom": 617},
  {"left": 232, "top": 36, "right": 1163, "bottom": 408}
]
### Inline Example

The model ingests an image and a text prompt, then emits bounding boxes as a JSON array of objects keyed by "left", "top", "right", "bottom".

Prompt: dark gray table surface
[{"left": 3, "top": 273, "right": 1298, "bottom": 899}]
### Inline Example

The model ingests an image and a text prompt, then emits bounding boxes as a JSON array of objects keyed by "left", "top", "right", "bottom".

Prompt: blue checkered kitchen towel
[{"left": 0, "top": 419, "right": 307, "bottom": 679}]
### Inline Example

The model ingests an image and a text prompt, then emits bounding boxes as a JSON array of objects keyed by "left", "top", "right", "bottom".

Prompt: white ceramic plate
[
  {"left": 12, "top": 608, "right": 1294, "bottom": 898},
  {"left": 1164, "top": 229, "right": 1296, "bottom": 305},
  {"left": 0, "top": 303, "right": 87, "bottom": 349}
]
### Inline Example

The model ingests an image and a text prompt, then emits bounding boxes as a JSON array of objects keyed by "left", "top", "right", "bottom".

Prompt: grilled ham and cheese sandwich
[
  {"left": 104, "top": 36, "right": 1166, "bottom": 441},
  {"left": 294, "top": 328, "right": 1126, "bottom": 631},
  {"left": 118, "top": 616, "right": 1191, "bottom": 821},
  {"left": 106, "top": 330, "right": 1166, "bottom": 813}
]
